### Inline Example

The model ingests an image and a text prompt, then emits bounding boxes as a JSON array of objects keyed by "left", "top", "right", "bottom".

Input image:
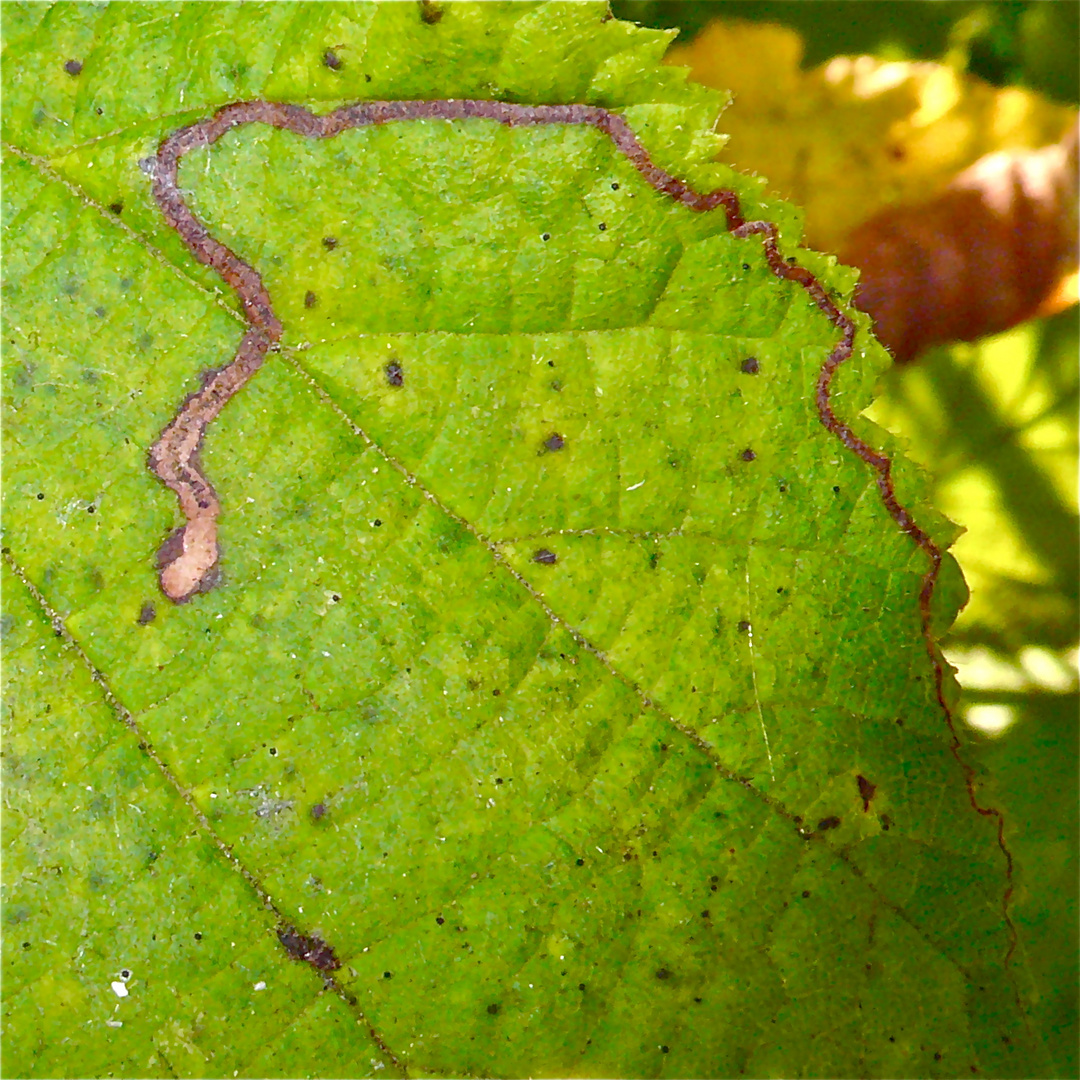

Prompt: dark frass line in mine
[{"left": 144, "top": 97, "right": 1016, "bottom": 975}]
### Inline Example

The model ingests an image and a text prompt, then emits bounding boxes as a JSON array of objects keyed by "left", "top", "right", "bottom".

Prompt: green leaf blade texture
[{"left": 2, "top": 3, "right": 1034, "bottom": 1077}]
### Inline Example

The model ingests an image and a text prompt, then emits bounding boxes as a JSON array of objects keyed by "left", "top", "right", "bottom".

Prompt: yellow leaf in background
[{"left": 667, "top": 19, "right": 1078, "bottom": 254}]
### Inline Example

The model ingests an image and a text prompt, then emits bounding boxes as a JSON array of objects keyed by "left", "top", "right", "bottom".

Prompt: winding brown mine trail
[{"left": 147, "top": 98, "right": 1015, "bottom": 967}]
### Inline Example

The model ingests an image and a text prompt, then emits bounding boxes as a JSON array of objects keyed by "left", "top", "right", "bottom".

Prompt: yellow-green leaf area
[{"left": 1, "top": 2, "right": 1036, "bottom": 1076}]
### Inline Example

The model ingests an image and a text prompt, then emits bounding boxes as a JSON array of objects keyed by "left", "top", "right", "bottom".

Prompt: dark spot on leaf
[
  {"left": 486, "top": 1003, "right": 500, "bottom": 1015},
  {"left": 648, "top": 551, "right": 660, "bottom": 570},
  {"left": 610, "top": 182, "right": 620, "bottom": 190},
  {"left": 108, "top": 202, "right": 123, "bottom": 215},
  {"left": 310, "top": 802, "right": 326, "bottom": 821},
  {"left": 322, "top": 50, "right": 342, "bottom": 70},
  {"left": 419, "top": 0, "right": 443, "bottom": 23},
  {"left": 575, "top": 858, "right": 584, "bottom": 866},
  {"left": 277, "top": 926, "right": 340, "bottom": 972},
  {"left": 578, "top": 982, "right": 586, "bottom": 991},
  {"left": 598, "top": 222, "right": 607, "bottom": 231},
  {"left": 385, "top": 360, "right": 404, "bottom": 386},
  {"left": 740, "top": 448, "right": 756, "bottom": 462},
  {"left": 833, "top": 485, "right": 841, "bottom": 493},
  {"left": 817, "top": 816, "right": 841, "bottom": 831},
  {"left": 935, "top": 1053, "right": 942, "bottom": 1061},
  {"left": 304, "top": 290, "right": 317, "bottom": 308},
  {"left": 737, "top": 620, "right": 751, "bottom": 633},
  {"left": 322, "top": 236, "right": 338, "bottom": 250},
  {"left": 194, "top": 932, "right": 202, "bottom": 940},
  {"left": 541, "top": 232, "right": 551, "bottom": 241},
  {"left": 655, "top": 968, "right": 671, "bottom": 980},
  {"left": 268, "top": 747, "right": 277, "bottom": 756},
  {"left": 533, "top": 548, "right": 557, "bottom": 565},
  {"left": 36, "top": 492, "right": 45, "bottom": 500},
  {"left": 740, "top": 356, "right": 760, "bottom": 374},
  {"left": 880, "top": 813, "right": 893, "bottom": 831},
  {"left": 436, "top": 916, "right": 445, "bottom": 924},
  {"left": 372, "top": 519, "right": 382, "bottom": 527},
  {"left": 802, "top": 889, "right": 811, "bottom": 898},
  {"left": 383, "top": 971, "right": 392, "bottom": 979},
  {"left": 661, "top": 1046, "right": 670, "bottom": 1053},
  {"left": 64, "top": 59, "right": 83, "bottom": 76},
  {"left": 857, "top": 774, "right": 877, "bottom": 811},
  {"left": 543, "top": 432, "right": 565, "bottom": 452},
  {"left": 492, "top": 689, "right": 501, "bottom": 697},
  {"left": 742, "top": 262, "right": 751, "bottom": 270},
  {"left": 94, "top": 306, "right": 107, "bottom": 318},
  {"left": 86, "top": 505, "right": 96, "bottom": 514},
  {"left": 137, "top": 602, "right": 156, "bottom": 626}
]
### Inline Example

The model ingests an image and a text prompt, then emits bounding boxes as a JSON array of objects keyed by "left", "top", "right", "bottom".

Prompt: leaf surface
[{"left": 2, "top": 3, "right": 1033, "bottom": 1076}]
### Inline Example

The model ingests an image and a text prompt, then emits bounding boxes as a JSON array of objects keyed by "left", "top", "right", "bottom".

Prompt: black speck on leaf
[
  {"left": 533, "top": 548, "right": 557, "bottom": 565},
  {"left": 740, "top": 448, "right": 757, "bottom": 462},
  {"left": 740, "top": 356, "right": 760, "bottom": 374},
  {"left": 322, "top": 50, "right": 342, "bottom": 70},
  {"left": 64, "top": 59, "right": 83, "bottom": 76}
]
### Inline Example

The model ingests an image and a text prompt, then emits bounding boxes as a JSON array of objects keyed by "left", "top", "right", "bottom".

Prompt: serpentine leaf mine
[{"left": 146, "top": 99, "right": 1013, "bottom": 960}]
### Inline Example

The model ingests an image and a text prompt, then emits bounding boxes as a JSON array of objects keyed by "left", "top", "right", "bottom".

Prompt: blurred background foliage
[{"left": 615, "top": 0, "right": 1078, "bottom": 1057}]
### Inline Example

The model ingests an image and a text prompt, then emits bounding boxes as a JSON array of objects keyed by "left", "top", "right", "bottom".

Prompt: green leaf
[{"left": 1, "top": 2, "right": 1036, "bottom": 1076}]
